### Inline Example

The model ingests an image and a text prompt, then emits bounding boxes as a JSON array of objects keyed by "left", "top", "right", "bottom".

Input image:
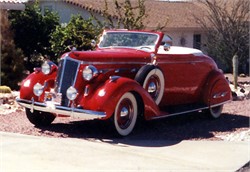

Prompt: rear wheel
[
  {"left": 207, "top": 105, "right": 223, "bottom": 118},
  {"left": 25, "top": 108, "right": 55, "bottom": 126},
  {"left": 114, "top": 92, "right": 138, "bottom": 136}
]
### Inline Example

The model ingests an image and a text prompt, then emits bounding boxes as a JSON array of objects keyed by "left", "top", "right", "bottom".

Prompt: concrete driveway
[{"left": 0, "top": 132, "right": 249, "bottom": 172}]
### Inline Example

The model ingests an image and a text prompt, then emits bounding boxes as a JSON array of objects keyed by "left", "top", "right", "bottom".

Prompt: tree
[
  {"left": 196, "top": 0, "right": 249, "bottom": 73},
  {"left": 102, "top": 0, "right": 147, "bottom": 30},
  {"left": 94, "top": 0, "right": 167, "bottom": 30},
  {"left": 50, "top": 15, "right": 101, "bottom": 57},
  {"left": 0, "top": 10, "right": 25, "bottom": 90},
  {"left": 8, "top": 2, "right": 60, "bottom": 71}
]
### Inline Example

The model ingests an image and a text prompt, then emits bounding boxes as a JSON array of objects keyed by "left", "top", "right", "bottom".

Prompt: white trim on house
[
  {"left": 0, "top": 0, "right": 28, "bottom": 10},
  {"left": 0, "top": 3, "right": 25, "bottom": 10}
]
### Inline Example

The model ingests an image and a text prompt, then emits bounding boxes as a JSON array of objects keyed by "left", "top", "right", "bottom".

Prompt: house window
[
  {"left": 42, "top": 5, "right": 54, "bottom": 15},
  {"left": 44, "top": 5, "right": 53, "bottom": 12},
  {"left": 193, "top": 34, "right": 201, "bottom": 49}
]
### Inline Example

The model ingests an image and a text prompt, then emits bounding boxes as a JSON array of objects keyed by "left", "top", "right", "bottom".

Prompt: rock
[
  {"left": 240, "top": 88, "right": 245, "bottom": 93},
  {"left": 229, "top": 84, "right": 250, "bottom": 101},
  {"left": 239, "top": 73, "right": 247, "bottom": 77},
  {"left": 0, "top": 91, "right": 24, "bottom": 115},
  {"left": 231, "top": 91, "right": 238, "bottom": 101},
  {"left": 215, "top": 129, "right": 250, "bottom": 141}
]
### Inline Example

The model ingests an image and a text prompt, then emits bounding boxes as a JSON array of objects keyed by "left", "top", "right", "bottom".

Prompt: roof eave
[{"left": 0, "top": 3, "right": 26, "bottom": 10}]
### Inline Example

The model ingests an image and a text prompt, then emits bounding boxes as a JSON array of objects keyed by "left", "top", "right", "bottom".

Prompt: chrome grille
[{"left": 55, "top": 57, "right": 80, "bottom": 106}]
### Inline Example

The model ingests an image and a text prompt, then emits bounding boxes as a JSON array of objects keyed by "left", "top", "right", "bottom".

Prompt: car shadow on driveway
[{"left": 38, "top": 112, "right": 250, "bottom": 147}]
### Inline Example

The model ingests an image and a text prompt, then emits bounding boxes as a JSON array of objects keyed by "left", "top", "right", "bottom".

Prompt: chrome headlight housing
[
  {"left": 33, "top": 83, "right": 44, "bottom": 96},
  {"left": 66, "top": 86, "right": 78, "bottom": 100},
  {"left": 41, "top": 61, "right": 56, "bottom": 75},
  {"left": 82, "top": 65, "right": 98, "bottom": 81},
  {"left": 41, "top": 61, "right": 51, "bottom": 75}
]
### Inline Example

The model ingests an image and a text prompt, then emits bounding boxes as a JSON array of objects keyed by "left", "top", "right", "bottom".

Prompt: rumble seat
[{"left": 157, "top": 46, "right": 204, "bottom": 56}]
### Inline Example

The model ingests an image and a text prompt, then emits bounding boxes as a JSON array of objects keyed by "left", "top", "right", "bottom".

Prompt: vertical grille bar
[{"left": 55, "top": 57, "right": 80, "bottom": 106}]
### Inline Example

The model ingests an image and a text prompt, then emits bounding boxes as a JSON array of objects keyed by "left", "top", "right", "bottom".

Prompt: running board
[{"left": 152, "top": 103, "right": 208, "bottom": 120}]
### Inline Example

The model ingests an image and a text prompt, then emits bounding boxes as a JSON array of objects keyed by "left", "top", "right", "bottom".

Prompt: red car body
[{"left": 17, "top": 30, "right": 231, "bottom": 136}]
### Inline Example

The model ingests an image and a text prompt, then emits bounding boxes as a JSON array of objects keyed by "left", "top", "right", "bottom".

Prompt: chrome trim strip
[
  {"left": 72, "top": 61, "right": 80, "bottom": 87},
  {"left": 157, "top": 60, "right": 204, "bottom": 65},
  {"left": 16, "top": 98, "right": 106, "bottom": 120},
  {"left": 152, "top": 100, "right": 231, "bottom": 120},
  {"left": 86, "top": 61, "right": 148, "bottom": 65},
  {"left": 62, "top": 55, "right": 149, "bottom": 65},
  {"left": 210, "top": 100, "right": 231, "bottom": 108},
  {"left": 152, "top": 107, "right": 208, "bottom": 120},
  {"left": 57, "top": 59, "right": 66, "bottom": 93}
]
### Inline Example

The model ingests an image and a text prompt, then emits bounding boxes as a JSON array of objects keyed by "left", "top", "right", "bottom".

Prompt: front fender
[
  {"left": 202, "top": 70, "right": 232, "bottom": 106},
  {"left": 19, "top": 70, "right": 57, "bottom": 101},
  {"left": 80, "top": 76, "right": 161, "bottom": 120}
]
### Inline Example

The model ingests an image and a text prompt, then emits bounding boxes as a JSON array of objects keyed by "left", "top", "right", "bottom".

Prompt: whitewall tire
[
  {"left": 135, "top": 65, "right": 165, "bottom": 105},
  {"left": 114, "top": 92, "right": 138, "bottom": 136},
  {"left": 208, "top": 105, "right": 223, "bottom": 118}
]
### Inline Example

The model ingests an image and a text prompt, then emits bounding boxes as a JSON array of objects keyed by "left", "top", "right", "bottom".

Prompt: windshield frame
[{"left": 97, "top": 30, "right": 161, "bottom": 52}]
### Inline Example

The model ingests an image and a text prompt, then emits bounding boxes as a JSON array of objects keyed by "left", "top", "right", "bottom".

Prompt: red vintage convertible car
[{"left": 16, "top": 30, "right": 231, "bottom": 136}]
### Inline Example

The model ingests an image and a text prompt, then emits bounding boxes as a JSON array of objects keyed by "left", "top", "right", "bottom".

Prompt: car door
[{"left": 157, "top": 53, "right": 208, "bottom": 106}]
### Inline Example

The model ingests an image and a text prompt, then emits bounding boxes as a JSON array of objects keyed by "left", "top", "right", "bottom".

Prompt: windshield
[{"left": 98, "top": 32, "right": 159, "bottom": 50}]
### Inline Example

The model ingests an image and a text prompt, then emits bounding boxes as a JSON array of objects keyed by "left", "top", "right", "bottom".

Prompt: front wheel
[
  {"left": 207, "top": 105, "right": 223, "bottom": 118},
  {"left": 25, "top": 108, "right": 55, "bottom": 126},
  {"left": 113, "top": 92, "right": 138, "bottom": 136}
]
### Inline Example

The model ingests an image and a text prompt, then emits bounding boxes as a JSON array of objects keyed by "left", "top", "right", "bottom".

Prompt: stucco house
[{"left": 38, "top": 0, "right": 207, "bottom": 51}]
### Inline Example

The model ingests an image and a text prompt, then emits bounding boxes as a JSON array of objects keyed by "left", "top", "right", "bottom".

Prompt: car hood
[{"left": 66, "top": 48, "right": 152, "bottom": 63}]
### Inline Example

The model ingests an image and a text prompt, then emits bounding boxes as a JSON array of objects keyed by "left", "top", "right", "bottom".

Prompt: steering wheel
[{"left": 139, "top": 46, "right": 152, "bottom": 51}]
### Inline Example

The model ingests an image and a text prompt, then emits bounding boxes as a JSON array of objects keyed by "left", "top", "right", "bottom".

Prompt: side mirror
[
  {"left": 163, "top": 43, "right": 171, "bottom": 51},
  {"left": 91, "top": 40, "right": 96, "bottom": 48},
  {"left": 162, "top": 35, "right": 172, "bottom": 51}
]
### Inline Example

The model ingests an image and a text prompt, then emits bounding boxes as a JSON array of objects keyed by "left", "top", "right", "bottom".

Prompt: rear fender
[
  {"left": 80, "top": 77, "right": 161, "bottom": 120},
  {"left": 202, "top": 70, "right": 232, "bottom": 106},
  {"left": 20, "top": 70, "right": 57, "bottom": 101}
]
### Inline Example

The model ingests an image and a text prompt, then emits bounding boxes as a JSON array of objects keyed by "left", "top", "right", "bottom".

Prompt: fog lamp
[
  {"left": 66, "top": 86, "right": 78, "bottom": 100},
  {"left": 33, "top": 83, "right": 44, "bottom": 96}
]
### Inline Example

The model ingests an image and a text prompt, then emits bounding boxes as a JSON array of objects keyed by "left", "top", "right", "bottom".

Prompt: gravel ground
[
  {"left": 0, "top": 95, "right": 249, "bottom": 142},
  {"left": 0, "top": 74, "right": 249, "bottom": 141}
]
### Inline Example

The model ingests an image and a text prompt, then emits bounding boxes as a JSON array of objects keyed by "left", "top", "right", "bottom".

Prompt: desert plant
[
  {"left": 196, "top": 0, "right": 249, "bottom": 73},
  {"left": 0, "top": 86, "right": 12, "bottom": 94}
]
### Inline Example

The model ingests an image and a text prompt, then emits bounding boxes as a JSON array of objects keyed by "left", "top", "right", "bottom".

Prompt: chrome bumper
[{"left": 16, "top": 98, "right": 106, "bottom": 120}]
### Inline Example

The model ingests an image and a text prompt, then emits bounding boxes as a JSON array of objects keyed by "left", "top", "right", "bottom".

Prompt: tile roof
[
  {"left": 0, "top": 0, "right": 28, "bottom": 3},
  {"left": 64, "top": 0, "right": 205, "bottom": 30},
  {"left": 0, "top": 0, "right": 28, "bottom": 10}
]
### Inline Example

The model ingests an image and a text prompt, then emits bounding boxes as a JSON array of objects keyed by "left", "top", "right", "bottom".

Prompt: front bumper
[{"left": 16, "top": 98, "right": 106, "bottom": 120}]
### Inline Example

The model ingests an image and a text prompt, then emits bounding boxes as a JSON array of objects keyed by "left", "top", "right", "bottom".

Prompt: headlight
[
  {"left": 41, "top": 61, "right": 51, "bottom": 75},
  {"left": 66, "top": 86, "right": 78, "bottom": 100},
  {"left": 82, "top": 65, "right": 98, "bottom": 81},
  {"left": 33, "top": 83, "right": 44, "bottom": 96}
]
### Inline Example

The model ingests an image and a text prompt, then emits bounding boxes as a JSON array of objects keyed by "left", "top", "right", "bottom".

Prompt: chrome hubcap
[
  {"left": 117, "top": 98, "right": 133, "bottom": 129},
  {"left": 148, "top": 81, "right": 157, "bottom": 93},
  {"left": 146, "top": 76, "right": 160, "bottom": 100},
  {"left": 120, "top": 107, "right": 129, "bottom": 117}
]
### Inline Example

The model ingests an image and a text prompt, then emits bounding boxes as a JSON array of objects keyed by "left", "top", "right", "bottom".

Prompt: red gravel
[{"left": 0, "top": 99, "right": 249, "bottom": 141}]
